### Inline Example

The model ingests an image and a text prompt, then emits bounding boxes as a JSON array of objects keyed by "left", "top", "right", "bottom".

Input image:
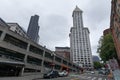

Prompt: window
[
  {"left": 63, "top": 60, "right": 67, "bottom": 65},
  {"left": 0, "top": 30, "right": 2, "bottom": 37},
  {"left": 55, "top": 56, "right": 61, "bottom": 63},
  {"left": 45, "top": 52, "right": 53, "bottom": 59},
  {"left": 29, "top": 45, "right": 43, "bottom": 56},
  {"left": 55, "top": 65, "right": 61, "bottom": 70},
  {"left": 117, "top": 3, "right": 120, "bottom": 14},
  {"left": 0, "top": 47, "right": 25, "bottom": 62},
  {"left": 115, "top": 27, "right": 120, "bottom": 41},
  {"left": 4, "top": 34, "right": 28, "bottom": 49},
  {"left": 27, "top": 56, "right": 42, "bottom": 66}
]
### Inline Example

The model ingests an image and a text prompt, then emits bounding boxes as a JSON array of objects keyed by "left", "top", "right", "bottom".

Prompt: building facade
[
  {"left": 7, "top": 23, "right": 28, "bottom": 38},
  {"left": 110, "top": 0, "right": 120, "bottom": 64},
  {"left": 0, "top": 18, "right": 80, "bottom": 76},
  {"left": 92, "top": 55, "right": 100, "bottom": 62},
  {"left": 55, "top": 47, "right": 70, "bottom": 61},
  {"left": 69, "top": 6, "right": 93, "bottom": 69},
  {"left": 103, "top": 28, "right": 111, "bottom": 36},
  {"left": 27, "top": 15, "right": 40, "bottom": 43}
]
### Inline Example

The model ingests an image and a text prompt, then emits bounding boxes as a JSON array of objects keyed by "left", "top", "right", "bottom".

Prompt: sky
[{"left": 0, "top": 0, "right": 111, "bottom": 56}]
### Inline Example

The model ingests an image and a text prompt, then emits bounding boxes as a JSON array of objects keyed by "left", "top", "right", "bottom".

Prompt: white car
[
  {"left": 59, "top": 70, "right": 68, "bottom": 77},
  {"left": 91, "top": 71, "right": 95, "bottom": 74}
]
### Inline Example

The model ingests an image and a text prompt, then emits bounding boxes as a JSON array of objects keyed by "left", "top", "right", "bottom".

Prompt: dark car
[
  {"left": 43, "top": 70, "right": 59, "bottom": 79},
  {"left": 98, "top": 69, "right": 110, "bottom": 75}
]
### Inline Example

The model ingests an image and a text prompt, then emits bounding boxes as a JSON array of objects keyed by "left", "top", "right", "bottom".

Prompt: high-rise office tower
[
  {"left": 27, "top": 15, "right": 40, "bottom": 43},
  {"left": 69, "top": 6, "right": 93, "bottom": 69}
]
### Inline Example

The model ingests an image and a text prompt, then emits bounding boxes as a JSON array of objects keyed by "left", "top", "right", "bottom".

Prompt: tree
[
  {"left": 97, "top": 33, "right": 117, "bottom": 62},
  {"left": 93, "top": 62, "right": 103, "bottom": 69}
]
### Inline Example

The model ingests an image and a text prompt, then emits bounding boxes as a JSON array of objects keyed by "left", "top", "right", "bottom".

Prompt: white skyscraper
[{"left": 69, "top": 6, "right": 93, "bottom": 69}]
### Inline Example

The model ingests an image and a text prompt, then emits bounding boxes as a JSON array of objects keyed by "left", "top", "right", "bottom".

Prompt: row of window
[
  {"left": 29, "top": 45, "right": 43, "bottom": 56},
  {"left": 0, "top": 46, "right": 76, "bottom": 69},
  {"left": 0, "top": 31, "right": 79, "bottom": 69},
  {"left": 4, "top": 34, "right": 28, "bottom": 50},
  {"left": 55, "top": 56, "right": 61, "bottom": 63},
  {"left": 0, "top": 47, "right": 25, "bottom": 62},
  {"left": 115, "top": 26, "right": 120, "bottom": 41},
  {"left": 27, "top": 56, "right": 42, "bottom": 66},
  {"left": 83, "top": 64, "right": 92, "bottom": 67},
  {"left": 0, "top": 30, "right": 2, "bottom": 37},
  {"left": 74, "top": 59, "right": 91, "bottom": 63},
  {"left": 63, "top": 60, "right": 67, "bottom": 65}
]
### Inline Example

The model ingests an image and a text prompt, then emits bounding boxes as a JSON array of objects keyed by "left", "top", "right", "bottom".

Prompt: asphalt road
[
  {"left": 36, "top": 72, "right": 108, "bottom": 80},
  {"left": 0, "top": 71, "right": 111, "bottom": 80}
]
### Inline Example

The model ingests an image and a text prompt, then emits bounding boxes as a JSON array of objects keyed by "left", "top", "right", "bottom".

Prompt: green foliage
[
  {"left": 97, "top": 33, "right": 117, "bottom": 62},
  {"left": 93, "top": 62, "right": 103, "bottom": 69}
]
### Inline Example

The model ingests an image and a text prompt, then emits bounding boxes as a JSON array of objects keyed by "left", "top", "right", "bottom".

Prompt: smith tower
[{"left": 69, "top": 6, "right": 93, "bottom": 69}]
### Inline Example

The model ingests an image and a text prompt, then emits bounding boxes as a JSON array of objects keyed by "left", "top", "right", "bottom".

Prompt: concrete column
[
  {"left": 60, "top": 59, "right": 63, "bottom": 71},
  {"left": 41, "top": 46, "right": 46, "bottom": 73},
  {"left": 0, "top": 31, "right": 6, "bottom": 41},
  {"left": 66, "top": 61, "right": 69, "bottom": 72},
  {"left": 19, "top": 66, "right": 25, "bottom": 76},
  {"left": 67, "top": 61, "right": 69, "bottom": 68},
  {"left": 24, "top": 43, "right": 30, "bottom": 63},
  {"left": 72, "top": 63, "right": 74, "bottom": 72},
  {"left": 52, "top": 54, "right": 55, "bottom": 70}
]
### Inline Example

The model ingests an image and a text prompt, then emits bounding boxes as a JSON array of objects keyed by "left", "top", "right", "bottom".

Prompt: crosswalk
[
  {"left": 70, "top": 74, "right": 107, "bottom": 80},
  {"left": 75, "top": 75, "right": 105, "bottom": 80},
  {"left": 91, "top": 77, "right": 97, "bottom": 80}
]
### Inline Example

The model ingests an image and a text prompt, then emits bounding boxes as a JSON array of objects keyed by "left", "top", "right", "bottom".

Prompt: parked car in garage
[
  {"left": 43, "top": 70, "right": 59, "bottom": 79},
  {"left": 59, "top": 70, "right": 68, "bottom": 77}
]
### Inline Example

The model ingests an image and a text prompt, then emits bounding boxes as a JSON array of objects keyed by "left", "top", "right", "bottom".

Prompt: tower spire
[{"left": 73, "top": 5, "right": 82, "bottom": 12}]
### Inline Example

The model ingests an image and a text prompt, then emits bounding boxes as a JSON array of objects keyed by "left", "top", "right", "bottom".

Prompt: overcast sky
[{"left": 0, "top": 0, "right": 111, "bottom": 56}]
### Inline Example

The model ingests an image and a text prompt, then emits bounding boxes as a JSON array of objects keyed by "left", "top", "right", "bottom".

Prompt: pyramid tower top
[{"left": 73, "top": 5, "right": 83, "bottom": 12}]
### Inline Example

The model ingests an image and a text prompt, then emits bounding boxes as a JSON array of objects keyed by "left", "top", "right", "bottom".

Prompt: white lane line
[
  {"left": 92, "top": 77, "right": 97, "bottom": 80},
  {"left": 87, "top": 76, "right": 91, "bottom": 79},
  {"left": 98, "top": 78, "right": 102, "bottom": 80}
]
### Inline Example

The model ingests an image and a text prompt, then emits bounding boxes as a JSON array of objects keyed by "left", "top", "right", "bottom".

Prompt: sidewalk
[
  {"left": 113, "top": 69, "right": 120, "bottom": 80},
  {"left": 0, "top": 73, "right": 43, "bottom": 80}
]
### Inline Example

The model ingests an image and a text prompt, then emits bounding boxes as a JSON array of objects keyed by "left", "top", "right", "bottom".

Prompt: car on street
[
  {"left": 91, "top": 71, "right": 95, "bottom": 74},
  {"left": 43, "top": 70, "right": 59, "bottom": 79},
  {"left": 59, "top": 70, "right": 68, "bottom": 77},
  {"left": 98, "top": 69, "right": 110, "bottom": 75}
]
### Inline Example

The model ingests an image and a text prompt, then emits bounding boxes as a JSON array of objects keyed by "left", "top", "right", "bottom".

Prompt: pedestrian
[{"left": 107, "top": 71, "right": 113, "bottom": 80}]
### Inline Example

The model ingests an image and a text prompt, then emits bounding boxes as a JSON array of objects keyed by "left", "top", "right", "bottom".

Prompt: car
[
  {"left": 91, "top": 71, "right": 95, "bottom": 74},
  {"left": 105, "top": 69, "right": 110, "bottom": 75},
  {"left": 98, "top": 70, "right": 106, "bottom": 75},
  {"left": 59, "top": 70, "right": 68, "bottom": 77},
  {"left": 43, "top": 70, "right": 59, "bottom": 79}
]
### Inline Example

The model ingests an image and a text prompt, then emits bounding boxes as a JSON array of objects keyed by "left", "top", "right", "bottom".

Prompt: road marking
[
  {"left": 87, "top": 76, "right": 91, "bottom": 79},
  {"left": 71, "top": 78, "right": 79, "bottom": 80},
  {"left": 98, "top": 78, "right": 102, "bottom": 80},
  {"left": 82, "top": 76, "right": 86, "bottom": 78},
  {"left": 92, "top": 77, "right": 97, "bottom": 80}
]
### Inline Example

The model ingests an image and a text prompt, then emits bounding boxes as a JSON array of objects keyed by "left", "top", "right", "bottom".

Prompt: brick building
[
  {"left": 103, "top": 28, "right": 111, "bottom": 36},
  {"left": 55, "top": 47, "right": 70, "bottom": 61},
  {"left": 110, "top": 0, "right": 120, "bottom": 64}
]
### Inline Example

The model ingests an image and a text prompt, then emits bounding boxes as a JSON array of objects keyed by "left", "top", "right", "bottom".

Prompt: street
[
  {"left": 36, "top": 72, "right": 108, "bottom": 80},
  {"left": 0, "top": 71, "right": 112, "bottom": 80}
]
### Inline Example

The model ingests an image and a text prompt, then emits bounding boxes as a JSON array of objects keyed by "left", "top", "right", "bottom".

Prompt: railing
[{"left": 113, "top": 69, "right": 120, "bottom": 80}]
